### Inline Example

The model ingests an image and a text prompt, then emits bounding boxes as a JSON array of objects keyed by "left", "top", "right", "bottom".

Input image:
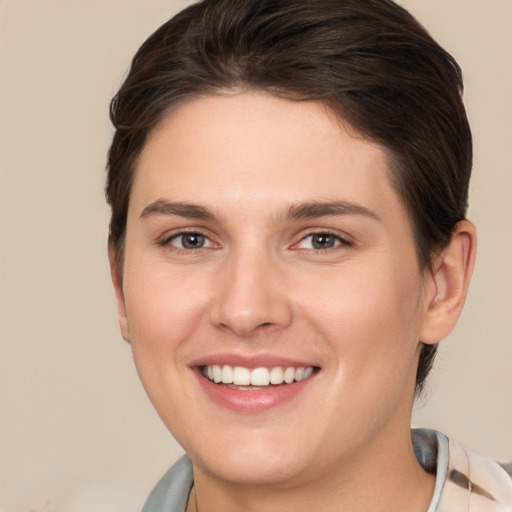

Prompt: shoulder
[
  {"left": 440, "top": 434, "right": 512, "bottom": 511},
  {"left": 412, "top": 429, "right": 512, "bottom": 511},
  {"left": 141, "top": 454, "right": 194, "bottom": 512}
]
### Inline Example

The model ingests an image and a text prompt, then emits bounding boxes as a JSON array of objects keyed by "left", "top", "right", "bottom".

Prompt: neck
[{"left": 186, "top": 426, "right": 435, "bottom": 512}]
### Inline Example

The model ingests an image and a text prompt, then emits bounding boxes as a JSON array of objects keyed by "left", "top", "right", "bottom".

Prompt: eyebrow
[
  {"left": 285, "top": 201, "right": 380, "bottom": 221},
  {"left": 139, "top": 199, "right": 380, "bottom": 222},
  {"left": 140, "top": 199, "right": 214, "bottom": 220}
]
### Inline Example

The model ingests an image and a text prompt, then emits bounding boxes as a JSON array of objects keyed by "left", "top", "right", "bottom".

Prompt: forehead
[{"left": 131, "top": 91, "right": 408, "bottom": 228}]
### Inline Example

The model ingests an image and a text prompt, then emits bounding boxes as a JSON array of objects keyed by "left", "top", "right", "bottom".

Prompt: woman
[{"left": 106, "top": 0, "right": 512, "bottom": 510}]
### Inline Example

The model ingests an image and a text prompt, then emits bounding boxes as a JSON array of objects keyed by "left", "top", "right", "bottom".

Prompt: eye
[
  {"left": 167, "top": 232, "right": 214, "bottom": 250},
  {"left": 296, "top": 232, "right": 350, "bottom": 250}
]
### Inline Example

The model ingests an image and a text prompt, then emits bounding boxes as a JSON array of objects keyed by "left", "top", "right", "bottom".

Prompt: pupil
[
  {"left": 312, "top": 233, "right": 334, "bottom": 249},
  {"left": 183, "top": 233, "right": 204, "bottom": 248}
]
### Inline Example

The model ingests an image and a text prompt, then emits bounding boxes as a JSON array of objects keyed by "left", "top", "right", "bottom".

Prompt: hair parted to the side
[{"left": 106, "top": 0, "right": 472, "bottom": 394}]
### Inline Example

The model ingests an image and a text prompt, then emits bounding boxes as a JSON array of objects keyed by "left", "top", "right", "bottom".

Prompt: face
[{"left": 114, "top": 91, "right": 434, "bottom": 487}]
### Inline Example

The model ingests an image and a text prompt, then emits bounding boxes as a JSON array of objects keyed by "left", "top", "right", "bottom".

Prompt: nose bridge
[{"left": 209, "top": 242, "right": 292, "bottom": 336}]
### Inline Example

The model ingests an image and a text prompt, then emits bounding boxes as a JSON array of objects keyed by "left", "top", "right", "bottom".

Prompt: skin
[{"left": 110, "top": 91, "right": 476, "bottom": 512}]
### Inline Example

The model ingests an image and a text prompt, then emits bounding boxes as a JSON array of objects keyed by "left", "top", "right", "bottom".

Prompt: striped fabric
[
  {"left": 438, "top": 439, "right": 512, "bottom": 511},
  {"left": 413, "top": 429, "right": 512, "bottom": 511}
]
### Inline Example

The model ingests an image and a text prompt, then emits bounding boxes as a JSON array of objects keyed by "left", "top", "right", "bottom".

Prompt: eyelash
[
  {"left": 293, "top": 230, "right": 354, "bottom": 252},
  {"left": 160, "top": 230, "right": 216, "bottom": 252},
  {"left": 160, "top": 229, "right": 353, "bottom": 253}
]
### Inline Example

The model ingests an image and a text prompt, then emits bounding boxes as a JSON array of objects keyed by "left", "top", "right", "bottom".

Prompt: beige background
[{"left": 0, "top": 0, "right": 510, "bottom": 510}]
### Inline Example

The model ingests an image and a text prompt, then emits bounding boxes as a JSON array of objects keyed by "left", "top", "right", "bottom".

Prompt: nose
[{"left": 209, "top": 248, "right": 293, "bottom": 337}]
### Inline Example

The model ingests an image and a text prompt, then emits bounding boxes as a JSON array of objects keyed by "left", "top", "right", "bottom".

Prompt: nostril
[{"left": 208, "top": 277, "right": 293, "bottom": 336}]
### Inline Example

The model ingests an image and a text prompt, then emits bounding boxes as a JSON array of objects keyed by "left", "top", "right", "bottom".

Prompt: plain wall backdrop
[{"left": 0, "top": 0, "right": 510, "bottom": 510}]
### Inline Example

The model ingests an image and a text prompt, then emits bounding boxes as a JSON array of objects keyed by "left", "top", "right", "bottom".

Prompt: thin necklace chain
[{"left": 193, "top": 485, "right": 200, "bottom": 512}]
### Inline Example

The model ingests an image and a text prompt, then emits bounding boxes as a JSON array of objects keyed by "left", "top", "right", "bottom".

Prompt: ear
[
  {"left": 420, "top": 220, "right": 477, "bottom": 344},
  {"left": 108, "top": 239, "right": 130, "bottom": 343}
]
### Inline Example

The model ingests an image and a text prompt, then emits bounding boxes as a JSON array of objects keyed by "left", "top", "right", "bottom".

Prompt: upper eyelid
[
  {"left": 161, "top": 226, "right": 212, "bottom": 237},
  {"left": 161, "top": 232, "right": 219, "bottom": 254},
  {"left": 295, "top": 228, "right": 354, "bottom": 243},
  {"left": 160, "top": 228, "right": 214, "bottom": 245},
  {"left": 157, "top": 227, "right": 355, "bottom": 248}
]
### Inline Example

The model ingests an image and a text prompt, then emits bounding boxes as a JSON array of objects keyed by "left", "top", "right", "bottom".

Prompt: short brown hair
[{"left": 106, "top": 0, "right": 472, "bottom": 393}]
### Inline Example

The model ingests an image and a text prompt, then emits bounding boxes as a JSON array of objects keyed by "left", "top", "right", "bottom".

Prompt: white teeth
[
  {"left": 295, "top": 367, "right": 305, "bottom": 382},
  {"left": 269, "top": 367, "right": 284, "bottom": 385},
  {"left": 284, "top": 367, "right": 295, "bottom": 383},
  {"left": 221, "top": 365, "right": 233, "bottom": 384},
  {"left": 233, "top": 366, "right": 251, "bottom": 385},
  {"left": 203, "top": 364, "right": 315, "bottom": 386},
  {"left": 251, "top": 367, "right": 270, "bottom": 386},
  {"left": 212, "top": 365, "right": 222, "bottom": 383}
]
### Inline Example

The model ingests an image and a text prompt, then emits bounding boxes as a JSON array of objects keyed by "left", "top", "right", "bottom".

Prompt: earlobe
[
  {"left": 108, "top": 240, "right": 131, "bottom": 343},
  {"left": 420, "top": 220, "right": 477, "bottom": 345}
]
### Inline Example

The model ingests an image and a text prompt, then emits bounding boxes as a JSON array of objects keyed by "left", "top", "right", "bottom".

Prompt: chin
[
  {"left": 183, "top": 428, "right": 317, "bottom": 487},
  {"left": 198, "top": 450, "right": 311, "bottom": 487}
]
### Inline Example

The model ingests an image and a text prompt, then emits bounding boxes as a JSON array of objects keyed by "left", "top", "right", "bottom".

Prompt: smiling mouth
[{"left": 201, "top": 364, "right": 317, "bottom": 389}]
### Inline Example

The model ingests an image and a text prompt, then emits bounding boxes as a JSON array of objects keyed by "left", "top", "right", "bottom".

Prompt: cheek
[
  {"left": 299, "top": 259, "right": 425, "bottom": 380},
  {"left": 122, "top": 258, "right": 210, "bottom": 361},
  {"left": 121, "top": 263, "right": 212, "bottom": 424}
]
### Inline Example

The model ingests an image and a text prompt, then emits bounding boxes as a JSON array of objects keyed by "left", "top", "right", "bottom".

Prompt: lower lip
[{"left": 193, "top": 369, "right": 316, "bottom": 413}]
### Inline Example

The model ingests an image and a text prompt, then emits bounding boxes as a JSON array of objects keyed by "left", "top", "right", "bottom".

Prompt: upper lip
[{"left": 189, "top": 353, "right": 319, "bottom": 369}]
